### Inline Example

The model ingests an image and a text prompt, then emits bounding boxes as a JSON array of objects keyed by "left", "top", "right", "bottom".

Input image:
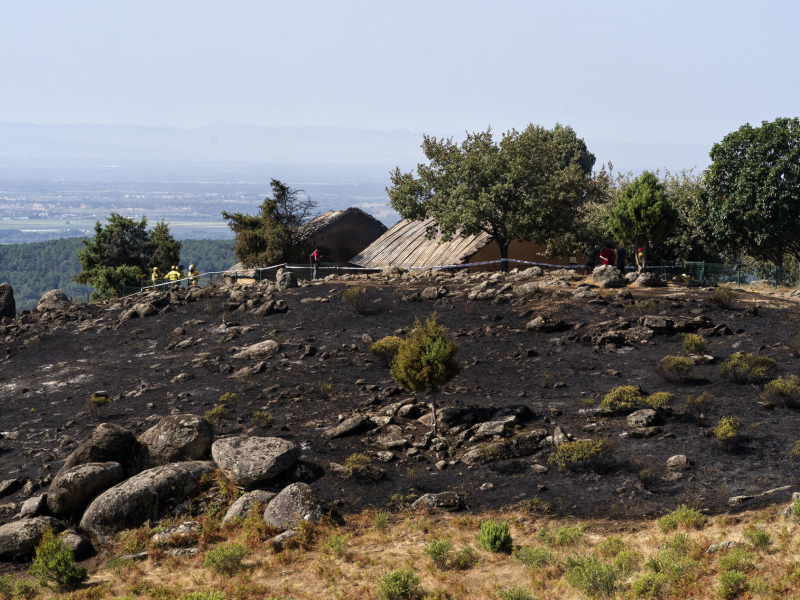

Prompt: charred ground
[{"left": 1, "top": 268, "right": 799, "bottom": 531}]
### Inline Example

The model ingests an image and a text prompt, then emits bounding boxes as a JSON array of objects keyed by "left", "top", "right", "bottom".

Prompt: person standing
[
  {"left": 600, "top": 245, "right": 614, "bottom": 266},
  {"left": 188, "top": 264, "right": 200, "bottom": 286},
  {"left": 637, "top": 247, "right": 644, "bottom": 272},
  {"left": 310, "top": 247, "right": 321, "bottom": 280},
  {"left": 584, "top": 243, "right": 597, "bottom": 275},
  {"left": 616, "top": 244, "right": 626, "bottom": 272}
]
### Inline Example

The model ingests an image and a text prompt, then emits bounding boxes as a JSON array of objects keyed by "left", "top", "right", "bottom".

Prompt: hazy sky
[{"left": 1, "top": 0, "right": 798, "bottom": 145}]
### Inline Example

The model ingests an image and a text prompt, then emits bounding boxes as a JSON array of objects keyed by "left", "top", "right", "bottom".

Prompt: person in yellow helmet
[
  {"left": 188, "top": 264, "right": 200, "bottom": 286},
  {"left": 165, "top": 266, "right": 181, "bottom": 282},
  {"left": 151, "top": 266, "right": 161, "bottom": 286}
]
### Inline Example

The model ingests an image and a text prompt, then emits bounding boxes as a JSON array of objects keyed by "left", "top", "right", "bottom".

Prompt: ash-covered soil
[{"left": 1, "top": 268, "right": 799, "bottom": 528}]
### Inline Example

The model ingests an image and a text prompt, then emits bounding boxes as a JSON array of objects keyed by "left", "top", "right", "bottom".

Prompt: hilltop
[{"left": 1, "top": 266, "right": 800, "bottom": 595}]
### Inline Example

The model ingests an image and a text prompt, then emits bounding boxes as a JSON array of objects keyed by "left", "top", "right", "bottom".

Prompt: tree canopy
[
  {"left": 696, "top": 117, "right": 800, "bottom": 266},
  {"left": 607, "top": 171, "right": 678, "bottom": 269},
  {"left": 387, "top": 124, "right": 596, "bottom": 270},
  {"left": 74, "top": 213, "right": 181, "bottom": 299},
  {"left": 222, "top": 179, "right": 317, "bottom": 267}
]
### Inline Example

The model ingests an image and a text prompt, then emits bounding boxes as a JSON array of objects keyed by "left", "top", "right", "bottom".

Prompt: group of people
[
  {"left": 583, "top": 243, "right": 643, "bottom": 274},
  {"left": 151, "top": 264, "right": 200, "bottom": 286}
]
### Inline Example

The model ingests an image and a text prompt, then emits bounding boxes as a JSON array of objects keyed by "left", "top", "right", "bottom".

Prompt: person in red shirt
[
  {"left": 599, "top": 245, "right": 615, "bottom": 266},
  {"left": 310, "top": 247, "right": 321, "bottom": 280}
]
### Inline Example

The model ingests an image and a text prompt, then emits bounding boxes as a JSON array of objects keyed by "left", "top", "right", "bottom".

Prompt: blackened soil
[{"left": 1, "top": 275, "right": 799, "bottom": 528}]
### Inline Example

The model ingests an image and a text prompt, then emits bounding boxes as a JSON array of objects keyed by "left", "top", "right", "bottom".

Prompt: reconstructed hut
[
  {"left": 222, "top": 207, "right": 387, "bottom": 283},
  {"left": 349, "top": 218, "right": 570, "bottom": 272},
  {"left": 298, "top": 207, "right": 387, "bottom": 263}
]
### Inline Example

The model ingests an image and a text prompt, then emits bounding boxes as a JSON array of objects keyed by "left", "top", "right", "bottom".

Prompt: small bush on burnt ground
[
  {"left": 718, "top": 353, "right": 778, "bottom": 384},
  {"left": 341, "top": 286, "right": 369, "bottom": 315},
  {"left": 656, "top": 356, "right": 694, "bottom": 383},
  {"left": 713, "top": 416, "right": 743, "bottom": 449},
  {"left": 627, "top": 300, "right": 658, "bottom": 318},
  {"left": 549, "top": 439, "right": 615, "bottom": 473},
  {"left": 204, "top": 404, "right": 229, "bottom": 425},
  {"left": 631, "top": 456, "right": 666, "bottom": 492},
  {"left": 249, "top": 411, "right": 275, "bottom": 433},
  {"left": 370, "top": 336, "right": 403, "bottom": 368},
  {"left": 642, "top": 392, "right": 675, "bottom": 410},
  {"left": 789, "top": 440, "right": 800, "bottom": 460},
  {"left": 682, "top": 333, "right": 707, "bottom": 355},
  {"left": 601, "top": 386, "right": 644, "bottom": 412},
  {"left": 707, "top": 287, "right": 736, "bottom": 309},
  {"left": 759, "top": 375, "right": 800, "bottom": 408},
  {"left": 343, "top": 453, "right": 372, "bottom": 478},
  {"left": 28, "top": 527, "right": 88, "bottom": 591},
  {"left": 685, "top": 392, "right": 715, "bottom": 425}
]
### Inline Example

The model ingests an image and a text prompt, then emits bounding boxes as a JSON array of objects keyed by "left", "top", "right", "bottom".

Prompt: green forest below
[{"left": 0, "top": 238, "right": 236, "bottom": 310}]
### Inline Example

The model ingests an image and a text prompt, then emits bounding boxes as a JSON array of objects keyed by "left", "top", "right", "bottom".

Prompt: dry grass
[{"left": 15, "top": 504, "right": 800, "bottom": 600}]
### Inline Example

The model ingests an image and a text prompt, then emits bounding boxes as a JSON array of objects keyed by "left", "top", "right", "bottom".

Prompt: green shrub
[
  {"left": 682, "top": 333, "right": 707, "bottom": 355},
  {"left": 376, "top": 569, "right": 421, "bottom": 600},
  {"left": 370, "top": 336, "right": 404, "bottom": 368},
  {"left": 792, "top": 496, "right": 800, "bottom": 517},
  {"left": 685, "top": 392, "right": 715, "bottom": 425},
  {"left": 627, "top": 300, "right": 658, "bottom": 318},
  {"left": 514, "top": 547, "right": 552, "bottom": 570},
  {"left": 716, "top": 570, "right": 748, "bottom": 599},
  {"left": 548, "top": 439, "right": 614, "bottom": 473},
  {"left": 343, "top": 453, "right": 372, "bottom": 477},
  {"left": 656, "top": 356, "right": 694, "bottom": 383},
  {"left": 613, "top": 550, "right": 643, "bottom": 577},
  {"left": 657, "top": 505, "right": 707, "bottom": 533},
  {"left": 789, "top": 440, "right": 800, "bottom": 460},
  {"left": 88, "top": 395, "right": 112, "bottom": 420},
  {"left": 707, "top": 287, "right": 736, "bottom": 309},
  {"left": 713, "top": 416, "right": 743, "bottom": 446},
  {"left": 10, "top": 580, "right": 36, "bottom": 600},
  {"left": 536, "top": 524, "right": 585, "bottom": 547},
  {"left": 451, "top": 546, "right": 478, "bottom": 570},
  {"left": 28, "top": 527, "right": 88, "bottom": 590},
  {"left": 564, "top": 554, "right": 618, "bottom": 598},
  {"left": 375, "top": 510, "right": 389, "bottom": 532},
  {"left": 718, "top": 353, "right": 778, "bottom": 384},
  {"left": 390, "top": 315, "right": 460, "bottom": 394},
  {"left": 316, "top": 381, "right": 334, "bottom": 399},
  {"left": 718, "top": 549, "right": 755, "bottom": 573},
  {"left": 642, "top": 392, "right": 675, "bottom": 410},
  {"left": 597, "top": 536, "right": 626, "bottom": 558},
  {"left": 204, "top": 542, "right": 249, "bottom": 575},
  {"left": 184, "top": 593, "right": 226, "bottom": 600},
  {"left": 743, "top": 527, "right": 772, "bottom": 550},
  {"left": 0, "top": 576, "right": 12, "bottom": 600},
  {"left": 341, "top": 286, "right": 369, "bottom": 314},
  {"left": 323, "top": 532, "right": 350, "bottom": 558},
  {"left": 219, "top": 392, "right": 237, "bottom": 404},
  {"left": 249, "top": 411, "right": 275, "bottom": 433},
  {"left": 423, "top": 539, "right": 452, "bottom": 569},
  {"left": 632, "top": 571, "right": 670, "bottom": 597},
  {"left": 601, "top": 386, "right": 644, "bottom": 412},
  {"left": 204, "top": 404, "right": 229, "bottom": 425},
  {"left": 496, "top": 586, "right": 536, "bottom": 600},
  {"left": 477, "top": 520, "right": 512, "bottom": 553},
  {"left": 759, "top": 375, "right": 800, "bottom": 408}
]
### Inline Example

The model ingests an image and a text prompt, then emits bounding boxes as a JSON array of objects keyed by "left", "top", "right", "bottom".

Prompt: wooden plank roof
[{"left": 349, "top": 218, "right": 492, "bottom": 269}]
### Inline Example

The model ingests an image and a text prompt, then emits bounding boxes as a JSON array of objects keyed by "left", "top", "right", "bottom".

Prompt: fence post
[
  {"left": 701, "top": 262, "right": 705, "bottom": 281},
  {"left": 737, "top": 264, "right": 740, "bottom": 287},
  {"left": 775, "top": 265, "right": 779, "bottom": 289}
]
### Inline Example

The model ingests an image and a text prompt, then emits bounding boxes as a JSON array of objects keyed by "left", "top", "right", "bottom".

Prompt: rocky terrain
[{"left": 1, "top": 265, "right": 800, "bottom": 567}]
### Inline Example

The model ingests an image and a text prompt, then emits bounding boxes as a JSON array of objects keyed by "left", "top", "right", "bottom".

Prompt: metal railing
[{"left": 660, "top": 260, "right": 798, "bottom": 289}]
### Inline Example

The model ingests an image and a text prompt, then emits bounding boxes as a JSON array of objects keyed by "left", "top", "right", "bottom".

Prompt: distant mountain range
[{"left": 0, "top": 120, "right": 712, "bottom": 179}]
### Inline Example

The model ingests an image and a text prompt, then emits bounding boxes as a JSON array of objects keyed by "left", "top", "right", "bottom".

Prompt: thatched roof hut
[
  {"left": 298, "top": 207, "right": 387, "bottom": 263},
  {"left": 350, "top": 218, "right": 570, "bottom": 272}
]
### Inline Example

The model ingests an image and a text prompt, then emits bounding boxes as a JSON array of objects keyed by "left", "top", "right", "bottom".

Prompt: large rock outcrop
[
  {"left": 592, "top": 265, "right": 625, "bottom": 288},
  {"left": 47, "top": 461, "right": 124, "bottom": 516},
  {"left": 37, "top": 289, "right": 71, "bottom": 312},
  {"left": 80, "top": 461, "right": 215, "bottom": 535},
  {"left": 262, "top": 483, "right": 322, "bottom": 529},
  {"left": 0, "top": 517, "right": 64, "bottom": 561},
  {"left": 211, "top": 436, "right": 299, "bottom": 487},
  {"left": 139, "top": 414, "right": 214, "bottom": 464},
  {"left": 59, "top": 423, "right": 141, "bottom": 476},
  {"left": 0, "top": 284, "right": 15, "bottom": 319}
]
